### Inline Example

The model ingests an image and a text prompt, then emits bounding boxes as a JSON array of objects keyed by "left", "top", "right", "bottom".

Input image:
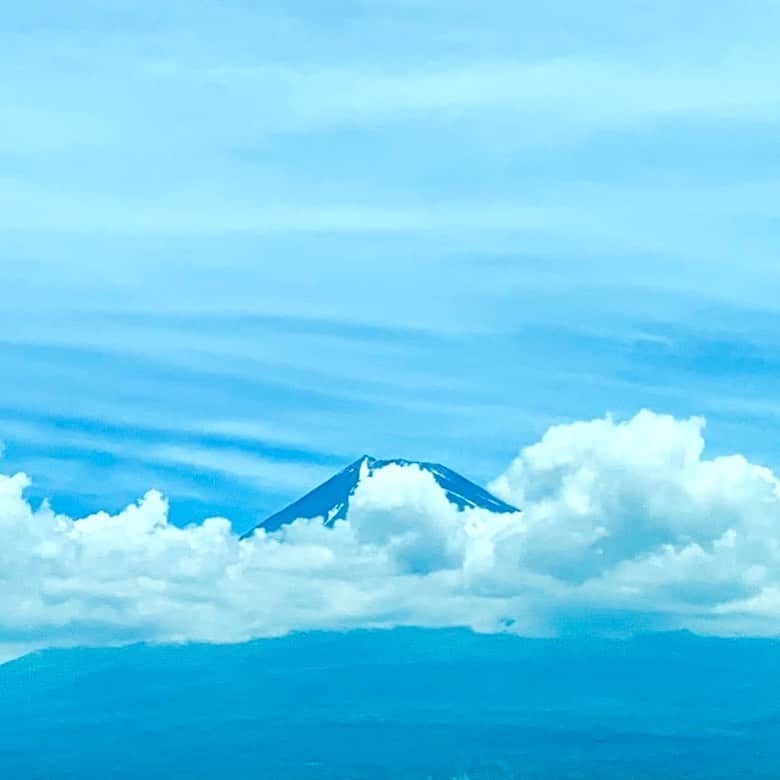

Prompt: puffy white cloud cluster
[{"left": 2, "top": 409, "right": 780, "bottom": 659}]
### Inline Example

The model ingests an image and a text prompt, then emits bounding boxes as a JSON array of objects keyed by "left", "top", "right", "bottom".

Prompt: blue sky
[{"left": 2, "top": 0, "right": 780, "bottom": 534}]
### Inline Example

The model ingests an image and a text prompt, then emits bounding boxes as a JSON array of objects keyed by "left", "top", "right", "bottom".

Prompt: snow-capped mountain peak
[{"left": 242, "top": 455, "right": 518, "bottom": 537}]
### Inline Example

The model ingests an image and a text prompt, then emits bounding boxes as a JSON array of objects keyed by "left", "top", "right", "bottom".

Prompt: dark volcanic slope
[{"left": 244, "top": 455, "right": 518, "bottom": 537}]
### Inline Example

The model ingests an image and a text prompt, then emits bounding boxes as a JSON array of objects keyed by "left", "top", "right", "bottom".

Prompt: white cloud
[{"left": 3, "top": 409, "right": 780, "bottom": 661}]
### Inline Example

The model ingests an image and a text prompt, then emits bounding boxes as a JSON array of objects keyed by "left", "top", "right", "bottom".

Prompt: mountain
[
  {"left": 3, "top": 630, "right": 780, "bottom": 779},
  {"left": 243, "top": 455, "right": 518, "bottom": 537}
]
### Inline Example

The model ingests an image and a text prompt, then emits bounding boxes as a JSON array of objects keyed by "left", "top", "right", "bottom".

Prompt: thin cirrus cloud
[
  {"left": 2, "top": 1, "right": 780, "bottom": 665},
  {"left": 13, "top": 52, "right": 779, "bottom": 144},
  {"left": 165, "top": 55, "right": 780, "bottom": 135},
  {"left": 3, "top": 409, "right": 780, "bottom": 663}
]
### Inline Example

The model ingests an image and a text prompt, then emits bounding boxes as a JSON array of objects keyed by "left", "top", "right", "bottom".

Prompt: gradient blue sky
[{"left": 2, "top": 0, "right": 780, "bottom": 533}]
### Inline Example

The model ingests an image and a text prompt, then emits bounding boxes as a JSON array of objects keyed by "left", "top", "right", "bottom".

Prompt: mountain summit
[{"left": 243, "top": 455, "right": 518, "bottom": 537}]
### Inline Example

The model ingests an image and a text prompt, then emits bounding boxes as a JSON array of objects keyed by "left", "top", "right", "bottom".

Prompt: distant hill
[{"left": 3, "top": 630, "right": 780, "bottom": 779}]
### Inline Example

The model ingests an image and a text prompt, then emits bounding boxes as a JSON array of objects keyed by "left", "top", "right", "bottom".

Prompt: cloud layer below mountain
[{"left": 2, "top": 409, "right": 780, "bottom": 659}]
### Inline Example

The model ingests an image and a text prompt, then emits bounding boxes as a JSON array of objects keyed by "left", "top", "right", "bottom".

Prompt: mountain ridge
[{"left": 242, "top": 455, "right": 518, "bottom": 538}]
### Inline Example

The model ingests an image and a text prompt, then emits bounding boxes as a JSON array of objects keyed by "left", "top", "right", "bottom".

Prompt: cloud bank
[{"left": 2, "top": 409, "right": 780, "bottom": 658}]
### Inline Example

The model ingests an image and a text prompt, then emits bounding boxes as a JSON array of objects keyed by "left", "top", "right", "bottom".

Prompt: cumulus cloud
[{"left": 2, "top": 409, "right": 780, "bottom": 658}]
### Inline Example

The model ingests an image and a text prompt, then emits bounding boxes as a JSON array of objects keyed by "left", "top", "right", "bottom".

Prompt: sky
[{"left": 2, "top": 2, "right": 780, "bottom": 654}]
